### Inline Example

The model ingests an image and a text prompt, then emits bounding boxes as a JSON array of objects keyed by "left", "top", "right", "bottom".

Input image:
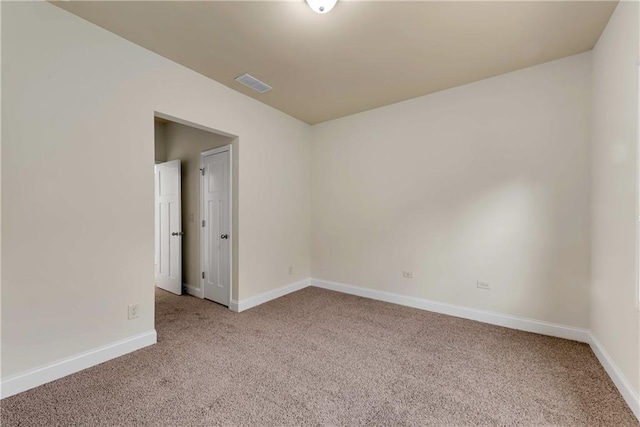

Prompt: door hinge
[
  {"left": 200, "top": 168, "right": 205, "bottom": 176},
  {"left": 202, "top": 272, "right": 205, "bottom": 279},
  {"left": 202, "top": 220, "right": 206, "bottom": 227}
]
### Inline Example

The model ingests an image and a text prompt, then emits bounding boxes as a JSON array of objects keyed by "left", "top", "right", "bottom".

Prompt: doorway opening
[{"left": 153, "top": 113, "right": 237, "bottom": 310}]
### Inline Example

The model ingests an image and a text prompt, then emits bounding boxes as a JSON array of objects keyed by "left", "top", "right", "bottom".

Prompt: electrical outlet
[
  {"left": 477, "top": 281, "right": 491, "bottom": 290},
  {"left": 288, "top": 266, "right": 293, "bottom": 275},
  {"left": 402, "top": 271, "right": 413, "bottom": 279},
  {"left": 128, "top": 304, "right": 140, "bottom": 320}
]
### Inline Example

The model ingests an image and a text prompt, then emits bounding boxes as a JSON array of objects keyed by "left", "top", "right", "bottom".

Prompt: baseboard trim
[
  {"left": 311, "top": 278, "right": 591, "bottom": 343},
  {"left": 0, "top": 330, "right": 157, "bottom": 399},
  {"left": 311, "top": 278, "right": 640, "bottom": 420},
  {"left": 234, "top": 278, "right": 311, "bottom": 313},
  {"left": 185, "top": 284, "right": 237, "bottom": 312},
  {"left": 184, "top": 283, "right": 203, "bottom": 298},
  {"left": 5, "top": 280, "right": 635, "bottom": 420},
  {"left": 589, "top": 334, "right": 640, "bottom": 420}
]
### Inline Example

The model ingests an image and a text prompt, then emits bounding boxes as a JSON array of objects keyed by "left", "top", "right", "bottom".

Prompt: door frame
[{"left": 199, "top": 144, "right": 233, "bottom": 307}]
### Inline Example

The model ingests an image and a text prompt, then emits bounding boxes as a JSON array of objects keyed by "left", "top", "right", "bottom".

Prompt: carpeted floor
[{"left": 1, "top": 287, "right": 636, "bottom": 426}]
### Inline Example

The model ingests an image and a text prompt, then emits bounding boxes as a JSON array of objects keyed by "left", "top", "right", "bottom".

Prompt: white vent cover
[{"left": 234, "top": 73, "right": 273, "bottom": 93}]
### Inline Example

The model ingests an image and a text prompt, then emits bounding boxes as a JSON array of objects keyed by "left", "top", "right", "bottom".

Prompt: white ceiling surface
[{"left": 53, "top": 1, "right": 617, "bottom": 124}]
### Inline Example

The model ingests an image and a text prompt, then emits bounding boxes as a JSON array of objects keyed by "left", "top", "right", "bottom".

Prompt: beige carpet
[{"left": 1, "top": 287, "right": 636, "bottom": 426}]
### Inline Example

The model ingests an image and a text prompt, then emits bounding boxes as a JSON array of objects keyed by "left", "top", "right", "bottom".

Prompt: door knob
[
  {"left": 220, "top": 234, "right": 228, "bottom": 239},
  {"left": 171, "top": 232, "right": 185, "bottom": 236}
]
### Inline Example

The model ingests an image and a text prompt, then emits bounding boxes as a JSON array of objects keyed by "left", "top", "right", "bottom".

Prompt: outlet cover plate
[
  {"left": 477, "top": 281, "right": 491, "bottom": 290},
  {"left": 128, "top": 304, "right": 140, "bottom": 319}
]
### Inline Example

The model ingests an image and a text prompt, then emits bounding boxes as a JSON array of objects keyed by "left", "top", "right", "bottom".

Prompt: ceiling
[{"left": 53, "top": 1, "right": 617, "bottom": 125}]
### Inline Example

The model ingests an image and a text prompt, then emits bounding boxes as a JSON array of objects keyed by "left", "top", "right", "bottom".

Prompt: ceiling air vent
[{"left": 234, "top": 73, "right": 272, "bottom": 94}]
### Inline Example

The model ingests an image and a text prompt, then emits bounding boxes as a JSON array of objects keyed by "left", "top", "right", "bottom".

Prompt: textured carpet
[{"left": 1, "top": 287, "right": 636, "bottom": 426}]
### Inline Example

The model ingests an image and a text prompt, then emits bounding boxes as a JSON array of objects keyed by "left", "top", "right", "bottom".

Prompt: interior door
[
  {"left": 202, "top": 149, "right": 230, "bottom": 306},
  {"left": 154, "top": 159, "right": 183, "bottom": 295}
]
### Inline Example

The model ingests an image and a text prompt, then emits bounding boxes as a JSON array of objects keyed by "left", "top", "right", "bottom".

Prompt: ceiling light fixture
[{"left": 306, "top": 0, "right": 338, "bottom": 14}]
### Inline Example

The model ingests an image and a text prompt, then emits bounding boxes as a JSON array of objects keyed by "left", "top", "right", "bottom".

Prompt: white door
[
  {"left": 155, "top": 160, "right": 183, "bottom": 295},
  {"left": 201, "top": 149, "right": 230, "bottom": 306}
]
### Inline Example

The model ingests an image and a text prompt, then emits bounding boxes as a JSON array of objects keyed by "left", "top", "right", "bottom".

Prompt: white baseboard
[
  {"left": 0, "top": 330, "right": 157, "bottom": 399},
  {"left": 311, "top": 277, "right": 640, "bottom": 420},
  {"left": 311, "top": 278, "right": 591, "bottom": 343},
  {"left": 185, "top": 283, "right": 238, "bottom": 312},
  {"left": 234, "top": 278, "right": 311, "bottom": 313},
  {"left": 184, "top": 283, "right": 203, "bottom": 298},
  {"left": 589, "top": 334, "right": 640, "bottom": 420},
  {"left": 5, "top": 279, "right": 636, "bottom": 421}
]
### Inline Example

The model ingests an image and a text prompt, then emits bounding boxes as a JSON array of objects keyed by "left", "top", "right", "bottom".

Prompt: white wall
[
  {"left": 1, "top": 1, "right": 311, "bottom": 378},
  {"left": 2, "top": 0, "right": 637, "bottom": 407},
  {"left": 312, "top": 53, "right": 592, "bottom": 328},
  {"left": 154, "top": 121, "right": 166, "bottom": 163},
  {"left": 590, "top": 0, "right": 640, "bottom": 396}
]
